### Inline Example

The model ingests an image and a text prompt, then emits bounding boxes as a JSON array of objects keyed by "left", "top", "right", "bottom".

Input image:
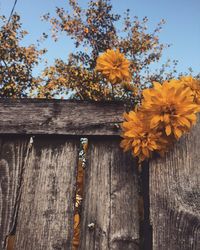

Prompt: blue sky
[{"left": 1, "top": 0, "right": 200, "bottom": 75}]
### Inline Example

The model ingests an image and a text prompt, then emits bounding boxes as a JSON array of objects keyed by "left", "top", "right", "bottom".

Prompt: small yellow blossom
[{"left": 95, "top": 49, "right": 131, "bottom": 84}]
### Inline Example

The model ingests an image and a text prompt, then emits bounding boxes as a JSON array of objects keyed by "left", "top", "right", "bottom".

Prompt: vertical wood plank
[
  {"left": 150, "top": 121, "right": 200, "bottom": 250},
  {"left": 80, "top": 138, "right": 139, "bottom": 250},
  {"left": 0, "top": 136, "right": 28, "bottom": 250},
  {"left": 14, "top": 136, "right": 79, "bottom": 250}
]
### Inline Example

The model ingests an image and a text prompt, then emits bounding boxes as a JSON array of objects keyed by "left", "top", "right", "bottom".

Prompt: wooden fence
[{"left": 0, "top": 99, "right": 199, "bottom": 250}]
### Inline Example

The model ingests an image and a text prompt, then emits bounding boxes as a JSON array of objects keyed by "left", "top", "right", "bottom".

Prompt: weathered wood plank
[
  {"left": 0, "top": 136, "right": 28, "bottom": 250},
  {"left": 14, "top": 136, "right": 79, "bottom": 250},
  {"left": 0, "top": 99, "right": 124, "bottom": 136},
  {"left": 79, "top": 138, "right": 139, "bottom": 250},
  {"left": 150, "top": 119, "right": 200, "bottom": 250}
]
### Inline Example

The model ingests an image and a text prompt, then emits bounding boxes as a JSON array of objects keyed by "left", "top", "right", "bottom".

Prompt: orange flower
[
  {"left": 120, "top": 111, "right": 168, "bottom": 162},
  {"left": 141, "top": 80, "right": 200, "bottom": 139},
  {"left": 95, "top": 49, "right": 131, "bottom": 84},
  {"left": 180, "top": 76, "right": 200, "bottom": 104}
]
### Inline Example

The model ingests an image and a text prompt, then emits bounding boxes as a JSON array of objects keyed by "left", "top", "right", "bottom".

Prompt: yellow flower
[
  {"left": 180, "top": 76, "right": 200, "bottom": 104},
  {"left": 95, "top": 49, "right": 131, "bottom": 84},
  {"left": 120, "top": 111, "right": 168, "bottom": 162},
  {"left": 141, "top": 80, "right": 200, "bottom": 139}
]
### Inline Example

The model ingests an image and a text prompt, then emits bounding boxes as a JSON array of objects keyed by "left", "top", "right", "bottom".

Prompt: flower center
[
  {"left": 113, "top": 59, "right": 122, "bottom": 69},
  {"left": 161, "top": 105, "right": 176, "bottom": 116}
]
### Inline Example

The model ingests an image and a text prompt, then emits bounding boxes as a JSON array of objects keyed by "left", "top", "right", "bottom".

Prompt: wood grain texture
[
  {"left": 14, "top": 136, "right": 79, "bottom": 250},
  {"left": 0, "top": 99, "right": 124, "bottom": 136},
  {"left": 150, "top": 119, "right": 200, "bottom": 250},
  {"left": 0, "top": 136, "right": 28, "bottom": 250},
  {"left": 79, "top": 138, "right": 139, "bottom": 250}
]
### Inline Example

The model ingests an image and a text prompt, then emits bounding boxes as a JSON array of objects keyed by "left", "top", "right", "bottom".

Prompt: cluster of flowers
[{"left": 95, "top": 49, "right": 200, "bottom": 162}]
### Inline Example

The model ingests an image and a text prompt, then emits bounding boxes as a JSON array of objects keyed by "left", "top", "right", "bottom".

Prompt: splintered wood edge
[{"left": 0, "top": 99, "right": 125, "bottom": 136}]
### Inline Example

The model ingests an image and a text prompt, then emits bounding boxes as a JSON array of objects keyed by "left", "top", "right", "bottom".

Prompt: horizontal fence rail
[
  {"left": 0, "top": 99, "right": 125, "bottom": 136},
  {"left": 0, "top": 99, "right": 199, "bottom": 250}
]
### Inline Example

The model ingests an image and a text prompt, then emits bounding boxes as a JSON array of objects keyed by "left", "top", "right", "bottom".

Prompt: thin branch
[{"left": 7, "top": 0, "right": 18, "bottom": 24}]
